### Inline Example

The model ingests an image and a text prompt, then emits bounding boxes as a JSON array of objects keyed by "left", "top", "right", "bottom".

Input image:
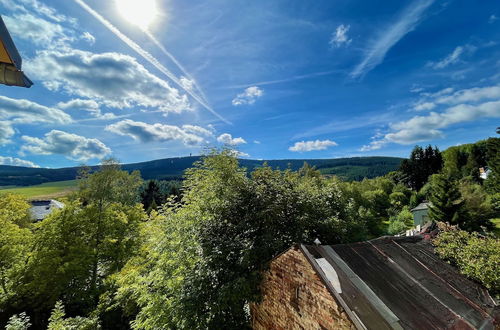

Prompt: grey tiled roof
[
  {"left": 29, "top": 200, "right": 64, "bottom": 221},
  {"left": 410, "top": 202, "right": 430, "bottom": 212}
]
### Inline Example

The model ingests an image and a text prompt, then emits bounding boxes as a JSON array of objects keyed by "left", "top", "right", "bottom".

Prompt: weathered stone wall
[{"left": 251, "top": 246, "right": 354, "bottom": 330}]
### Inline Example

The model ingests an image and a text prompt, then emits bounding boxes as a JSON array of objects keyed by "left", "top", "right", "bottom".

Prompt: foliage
[
  {"left": 387, "top": 207, "right": 413, "bottom": 235},
  {"left": 113, "top": 150, "right": 366, "bottom": 329},
  {"left": 0, "top": 159, "right": 147, "bottom": 328},
  {"left": 140, "top": 180, "right": 182, "bottom": 212},
  {"left": 5, "top": 312, "right": 31, "bottom": 330},
  {"left": 485, "top": 135, "right": 500, "bottom": 193},
  {"left": 434, "top": 230, "right": 500, "bottom": 294},
  {"left": 0, "top": 194, "right": 32, "bottom": 307},
  {"left": 399, "top": 145, "right": 443, "bottom": 191},
  {"left": 48, "top": 301, "right": 100, "bottom": 330},
  {"left": 428, "top": 174, "right": 466, "bottom": 226}
]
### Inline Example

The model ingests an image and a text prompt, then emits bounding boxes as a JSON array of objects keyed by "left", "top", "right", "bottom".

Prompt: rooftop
[
  {"left": 301, "top": 236, "right": 499, "bottom": 329},
  {"left": 29, "top": 199, "right": 64, "bottom": 221},
  {"left": 410, "top": 202, "right": 430, "bottom": 212}
]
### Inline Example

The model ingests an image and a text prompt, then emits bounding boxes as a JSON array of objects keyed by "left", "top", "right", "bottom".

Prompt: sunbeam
[{"left": 73, "top": 0, "right": 230, "bottom": 124}]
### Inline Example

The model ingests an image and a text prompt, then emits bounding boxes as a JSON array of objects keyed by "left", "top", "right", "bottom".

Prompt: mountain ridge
[{"left": 0, "top": 156, "right": 404, "bottom": 186}]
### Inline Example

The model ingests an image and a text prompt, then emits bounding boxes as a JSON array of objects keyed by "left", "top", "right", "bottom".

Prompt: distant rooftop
[
  {"left": 410, "top": 202, "right": 430, "bottom": 212},
  {"left": 29, "top": 199, "right": 64, "bottom": 221}
]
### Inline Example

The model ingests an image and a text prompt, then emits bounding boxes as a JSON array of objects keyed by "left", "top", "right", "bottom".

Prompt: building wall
[
  {"left": 251, "top": 246, "right": 354, "bottom": 330},
  {"left": 413, "top": 209, "right": 430, "bottom": 226}
]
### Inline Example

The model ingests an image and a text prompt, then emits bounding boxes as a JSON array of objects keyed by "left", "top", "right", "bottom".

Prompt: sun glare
[{"left": 116, "top": 0, "right": 158, "bottom": 30}]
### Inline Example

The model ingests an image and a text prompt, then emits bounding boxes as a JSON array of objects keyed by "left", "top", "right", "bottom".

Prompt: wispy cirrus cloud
[
  {"left": 427, "top": 45, "right": 476, "bottom": 69},
  {"left": 289, "top": 139, "right": 338, "bottom": 152},
  {"left": 351, "top": 0, "right": 434, "bottom": 79},
  {"left": 22, "top": 130, "right": 111, "bottom": 161}
]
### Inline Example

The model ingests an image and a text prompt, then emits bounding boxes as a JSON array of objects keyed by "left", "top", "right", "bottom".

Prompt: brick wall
[{"left": 251, "top": 246, "right": 354, "bottom": 330}]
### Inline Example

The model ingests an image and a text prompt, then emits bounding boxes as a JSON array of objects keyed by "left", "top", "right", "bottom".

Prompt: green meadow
[{"left": 0, "top": 180, "right": 78, "bottom": 199}]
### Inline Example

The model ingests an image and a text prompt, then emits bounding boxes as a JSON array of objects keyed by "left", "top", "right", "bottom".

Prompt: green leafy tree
[
  {"left": 0, "top": 194, "right": 33, "bottom": 308},
  {"left": 114, "top": 150, "right": 364, "bottom": 329},
  {"left": 434, "top": 230, "right": 499, "bottom": 294},
  {"left": 15, "top": 159, "right": 145, "bottom": 327}
]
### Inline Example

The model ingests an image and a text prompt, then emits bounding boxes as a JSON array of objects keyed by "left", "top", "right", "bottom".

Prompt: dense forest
[
  {"left": 1, "top": 135, "right": 499, "bottom": 329},
  {"left": 0, "top": 156, "right": 403, "bottom": 186}
]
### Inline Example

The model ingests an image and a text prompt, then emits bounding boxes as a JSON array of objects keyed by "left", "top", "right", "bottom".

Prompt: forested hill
[{"left": 0, "top": 156, "right": 403, "bottom": 186}]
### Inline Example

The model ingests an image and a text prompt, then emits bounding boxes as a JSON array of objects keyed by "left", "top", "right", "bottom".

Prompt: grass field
[{"left": 0, "top": 180, "right": 78, "bottom": 199}]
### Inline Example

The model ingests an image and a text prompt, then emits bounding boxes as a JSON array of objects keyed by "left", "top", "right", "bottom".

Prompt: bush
[
  {"left": 434, "top": 230, "right": 500, "bottom": 294},
  {"left": 5, "top": 313, "right": 31, "bottom": 330}
]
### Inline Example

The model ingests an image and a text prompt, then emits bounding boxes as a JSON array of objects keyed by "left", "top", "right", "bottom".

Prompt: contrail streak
[
  {"left": 143, "top": 30, "right": 209, "bottom": 104},
  {"left": 73, "top": 0, "right": 230, "bottom": 124}
]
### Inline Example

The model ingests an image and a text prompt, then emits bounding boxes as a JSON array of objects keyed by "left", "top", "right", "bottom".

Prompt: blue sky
[{"left": 0, "top": 0, "right": 499, "bottom": 168}]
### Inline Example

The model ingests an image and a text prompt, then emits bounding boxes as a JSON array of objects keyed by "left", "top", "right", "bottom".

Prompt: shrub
[{"left": 434, "top": 230, "right": 500, "bottom": 294}]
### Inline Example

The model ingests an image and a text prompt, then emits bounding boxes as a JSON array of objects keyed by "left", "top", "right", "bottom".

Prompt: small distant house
[
  {"left": 479, "top": 167, "right": 491, "bottom": 180},
  {"left": 410, "top": 202, "right": 430, "bottom": 227},
  {"left": 251, "top": 237, "right": 499, "bottom": 329},
  {"left": 29, "top": 200, "right": 64, "bottom": 222}
]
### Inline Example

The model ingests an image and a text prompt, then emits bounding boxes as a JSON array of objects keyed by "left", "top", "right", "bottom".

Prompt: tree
[
  {"left": 0, "top": 194, "right": 32, "bottom": 310},
  {"left": 399, "top": 145, "right": 443, "bottom": 190},
  {"left": 15, "top": 159, "right": 145, "bottom": 328},
  {"left": 114, "top": 150, "right": 364, "bottom": 329},
  {"left": 428, "top": 174, "right": 467, "bottom": 228},
  {"left": 5, "top": 312, "right": 31, "bottom": 330},
  {"left": 485, "top": 135, "right": 500, "bottom": 194},
  {"left": 434, "top": 230, "right": 499, "bottom": 294},
  {"left": 140, "top": 180, "right": 162, "bottom": 212}
]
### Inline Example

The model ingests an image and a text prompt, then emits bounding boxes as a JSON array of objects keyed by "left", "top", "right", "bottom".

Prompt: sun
[{"left": 116, "top": 0, "right": 158, "bottom": 30}]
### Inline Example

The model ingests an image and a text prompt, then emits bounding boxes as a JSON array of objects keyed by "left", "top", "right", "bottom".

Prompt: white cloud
[
  {"left": 289, "top": 140, "right": 338, "bottom": 152},
  {"left": 0, "top": 121, "right": 15, "bottom": 145},
  {"left": 105, "top": 119, "right": 209, "bottom": 146},
  {"left": 229, "top": 150, "right": 250, "bottom": 158},
  {"left": 217, "top": 133, "right": 247, "bottom": 146},
  {"left": 413, "top": 102, "right": 436, "bottom": 111},
  {"left": 0, "top": 96, "right": 72, "bottom": 144},
  {"left": 351, "top": 0, "right": 434, "bottom": 78},
  {"left": 82, "top": 31, "right": 96, "bottom": 45},
  {"left": 0, "top": 96, "right": 71, "bottom": 125},
  {"left": 330, "top": 24, "right": 352, "bottom": 48},
  {"left": 362, "top": 85, "right": 500, "bottom": 150},
  {"left": 0, "top": 156, "right": 39, "bottom": 168},
  {"left": 434, "top": 86, "right": 500, "bottom": 105},
  {"left": 3, "top": 13, "right": 72, "bottom": 47},
  {"left": 489, "top": 14, "right": 498, "bottom": 24},
  {"left": 57, "top": 98, "right": 100, "bottom": 115},
  {"left": 22, "top": 130, "right": 111, "bottom": 161},
  {"left": 27, "top": 49, "right": 191, "bottom": 114},
  {"left": 232, "top": 86, "right": 264, "bottom": 106}
]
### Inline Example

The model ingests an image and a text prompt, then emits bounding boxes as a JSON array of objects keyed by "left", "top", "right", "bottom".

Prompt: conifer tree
[{"left": 428, "top": 174, "right": 466, "bottom": 227}]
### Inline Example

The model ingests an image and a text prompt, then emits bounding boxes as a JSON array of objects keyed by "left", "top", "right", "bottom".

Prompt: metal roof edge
[{"left": 299, "top": 244, "right": 368, "bottom": 330}]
